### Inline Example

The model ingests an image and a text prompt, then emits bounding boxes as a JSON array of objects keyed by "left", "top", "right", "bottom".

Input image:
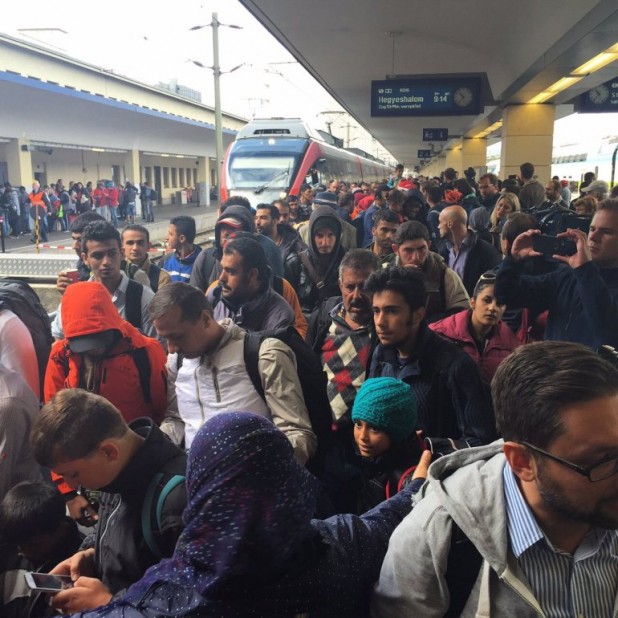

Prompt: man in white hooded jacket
[{"left": 372, "top": 341, "right": 618, "bottom": 617}]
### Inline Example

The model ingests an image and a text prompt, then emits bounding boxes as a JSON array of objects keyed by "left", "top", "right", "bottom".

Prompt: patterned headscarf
[{"left": 124, "top": 412, "right": 319, "bottom": 601}]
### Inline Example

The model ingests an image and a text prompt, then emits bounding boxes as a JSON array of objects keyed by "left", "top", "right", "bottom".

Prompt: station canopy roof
[{"left": 240, "top": 0, "right": 618, "bottom": 165}]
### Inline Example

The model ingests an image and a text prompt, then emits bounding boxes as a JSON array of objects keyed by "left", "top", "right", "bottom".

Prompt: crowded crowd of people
[
  {"left": 0, "top": 179, "right": 200, "bottom": 241},
  {"left": 0, "top": 161, "right": 617, "bottom": 617}
]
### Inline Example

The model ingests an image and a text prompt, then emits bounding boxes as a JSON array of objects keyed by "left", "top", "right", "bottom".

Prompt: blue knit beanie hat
[{"left": 352, "top": 378, "right": 417, "bottom": 443}]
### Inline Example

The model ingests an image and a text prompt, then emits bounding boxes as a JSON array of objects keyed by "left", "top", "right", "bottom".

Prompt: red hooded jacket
[{"left": 45, "top": 281, "right": 167, "bottom": 423}]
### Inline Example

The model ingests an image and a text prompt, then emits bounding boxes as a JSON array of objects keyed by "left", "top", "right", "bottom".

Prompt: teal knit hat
[{"left": 352, "top": 378, "right": 417, "bottom": 443}]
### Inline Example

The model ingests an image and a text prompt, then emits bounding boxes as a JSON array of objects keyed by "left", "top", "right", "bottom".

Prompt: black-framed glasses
[{"left": 521, "top": 441, "right": 618, "bottom": 482}]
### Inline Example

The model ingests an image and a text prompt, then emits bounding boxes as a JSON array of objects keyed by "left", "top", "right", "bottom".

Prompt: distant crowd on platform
[
  {"left": 0, "top": 178, "right": 199, "bottom": 242},
  {"left": 0, "top": 161, "right": 617, "bottom": 617}
]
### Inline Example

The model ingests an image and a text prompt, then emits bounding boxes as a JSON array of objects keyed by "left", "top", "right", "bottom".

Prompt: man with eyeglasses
[
  {"left": 478, "top": 172, "right": 501, "bottom": 213},
  {"left": 373, "top": 341, "right": 618, "bottom": 617}
]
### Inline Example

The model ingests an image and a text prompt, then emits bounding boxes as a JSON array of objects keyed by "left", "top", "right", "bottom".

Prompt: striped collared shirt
[{"left": 503, "top": 463, "right": 618, "bottom": 617}]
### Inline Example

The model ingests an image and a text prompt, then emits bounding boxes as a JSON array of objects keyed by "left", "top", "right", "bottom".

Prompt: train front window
[{"left": 228, "top": 155, "right": 297, "bottom": 189}]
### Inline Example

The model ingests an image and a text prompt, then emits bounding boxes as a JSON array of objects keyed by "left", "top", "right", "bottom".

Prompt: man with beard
[
  {"left": 305, "top": 249, "right": 380, "bottom": 512},
  {"left": 373, "top": 341, "right": 618, "bottom": 617},
  {"left": 368, "top": 209, "right": 400, "bottom": 268},
  {"left": 255, "top": 203, "right": 306, "bottom": 288},
  {"left": 207, "top": 236, "right": 295, "bottom": 332},
  {"left": 297, "top": 205, "right": 346, "bottom": 315}
]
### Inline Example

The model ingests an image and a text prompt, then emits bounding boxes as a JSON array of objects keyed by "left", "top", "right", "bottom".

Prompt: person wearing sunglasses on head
[{"left": 430, "top": 271, "right": 521, "bottom": 383}]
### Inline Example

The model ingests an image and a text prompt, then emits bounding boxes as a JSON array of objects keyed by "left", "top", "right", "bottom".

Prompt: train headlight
[{"left": 279, "top": 191, "right": 287, "bottom": 199}]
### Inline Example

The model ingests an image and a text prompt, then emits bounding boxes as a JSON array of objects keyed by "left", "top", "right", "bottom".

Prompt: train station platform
[{"left": 0, "top": 201, "right": 221, "bottom": 310}]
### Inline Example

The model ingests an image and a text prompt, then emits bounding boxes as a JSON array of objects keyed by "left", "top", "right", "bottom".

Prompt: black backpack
[
  {"left": 124, "top": 279, "right": 144, "bottom": 331},
  {"left": 175, "top": 325, "right": 334, "bottom": 468},
  {"left": 243, "top": 325, "right": 333, "bottom": 461},
  {"left": 0, "top": 279, "right": 53, "bottom": 396},
  {"left": 150, "top": 189, "right": 158, "bottom": 202}
]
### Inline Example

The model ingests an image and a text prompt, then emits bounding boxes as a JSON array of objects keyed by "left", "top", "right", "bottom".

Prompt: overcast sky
[
  {"left": 2, "top": 0, "right": 616, "bottom": 163},
  {"left": 2, "top": 0, "right": 345, "bottom": 122}
]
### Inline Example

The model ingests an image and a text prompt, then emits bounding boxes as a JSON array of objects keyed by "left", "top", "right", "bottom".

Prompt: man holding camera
[{"left": 494, "top": 199, "right": 618, "bottom": 349}]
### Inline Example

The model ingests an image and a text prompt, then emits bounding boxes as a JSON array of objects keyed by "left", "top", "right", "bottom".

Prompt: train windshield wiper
[{"left": 254, "top": 167, "right": 290, "bottom": 194}]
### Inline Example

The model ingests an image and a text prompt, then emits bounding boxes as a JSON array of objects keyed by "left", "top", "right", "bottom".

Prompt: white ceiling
[{"left": 240, "top": 0, "right": 618, "bottom": 165}]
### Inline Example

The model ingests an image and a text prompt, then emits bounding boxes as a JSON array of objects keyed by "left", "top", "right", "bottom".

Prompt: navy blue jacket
[
  {"left": 159, "top": 245, "right": 202, "bottom": 283},
  {"left": 495, "top": 256, "right": 618, "bottom": 349},
  {"left": 369, "top": 323, "right": 495, "bottom": 449}
]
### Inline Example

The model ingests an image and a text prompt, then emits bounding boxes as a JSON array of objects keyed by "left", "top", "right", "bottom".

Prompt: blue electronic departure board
[
  {"left": 578, "top": 80, "right": 618, "bottom": 113},
  {"left": 371, "top": 77, "right": 482, "bottom": 117}
]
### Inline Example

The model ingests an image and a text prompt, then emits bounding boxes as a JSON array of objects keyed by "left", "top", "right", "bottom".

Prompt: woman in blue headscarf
[{"left": 64, "top": 412, "right": 429, "bottom": 617}]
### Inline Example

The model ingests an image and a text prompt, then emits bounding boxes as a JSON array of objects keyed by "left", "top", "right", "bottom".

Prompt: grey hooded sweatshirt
[{"left": 372, "top": 442, "right": 572, "bottom": 617}]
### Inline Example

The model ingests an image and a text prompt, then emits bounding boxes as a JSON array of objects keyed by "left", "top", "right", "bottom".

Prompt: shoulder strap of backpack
[
  {"left": 148, "top": 263, "right": 160, "bottom": 293},
  {"left": 444, "top": 522, "right": 483, "bottom": 617},
  {"left": 243, "top": 331, "right": 268, "bottom": 401},
  {"left": 439, "top": 262, "right": 447, "bottom": 308},
  {"left": 272, "top": 275, "right": 284, "bottom": 296},
  {"left": 299, "top": 251, "right": 325, "bottom": 289},
  {"left": 125, "top": 279, "right": 143, "bottom": 330},
  {"left": 131, "top": 347, "right": 152, "bottom": 404},
  {"left": 141, "top": 472, "right": 185, "bottom": 559}
]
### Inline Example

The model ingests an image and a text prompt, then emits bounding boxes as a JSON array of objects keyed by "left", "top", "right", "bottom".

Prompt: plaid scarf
[{"left": 321, "top": 308, "right": 372, "bottom": 423}]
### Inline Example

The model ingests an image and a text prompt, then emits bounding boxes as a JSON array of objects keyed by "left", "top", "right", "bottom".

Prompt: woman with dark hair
[
  {"left": 65, "top": 413, "right": 428, "bottom": 617},
  {"left": 429, "top": 272, "right": 521, "bottom": 382}
]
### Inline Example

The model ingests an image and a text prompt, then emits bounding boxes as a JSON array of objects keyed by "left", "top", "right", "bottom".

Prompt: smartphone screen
[{"left": 24, "top": 572, "right": 73, "bottom": 592}]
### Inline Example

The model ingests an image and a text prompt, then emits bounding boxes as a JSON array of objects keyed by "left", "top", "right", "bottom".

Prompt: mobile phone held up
[
  {"left": 532, "top": 234, "right": 577, "bottom": 258},
  {"left": 24, "top": 572, "right": 73, "bottom": 593}
]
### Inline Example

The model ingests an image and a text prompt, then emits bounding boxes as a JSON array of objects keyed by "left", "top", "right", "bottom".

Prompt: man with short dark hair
[
  {"left": 150, "top": 282, "right": 316, "bottom": 462},
  {"left": 208, "top": 236, "right": 295, "bottom": 332},
  {"left": 362, "top": 183, "right": 390, "bottom": 246},
  {"left": 273, "top": 199, "right": 292, "bottom": 226},
  {"left": 424, "top": 184, "right": 448, "bottom": 243},
  {"left": 32, "top": 389, "right": 186, "bottom": 614},
  {"left": 392, "top": 220, "right": 469, "bottom": 321},
  {"left": 519, "top": 162, "right": 545, "bottom": 211},
  {"left": 255, "top": 203, "right": 306, "bottom": 287},
  {"left": 388, "top": 163, "right": 405, "bottom": 189},
  {"left": 495, "top": 199, "right": 618, "bottom": 349},
  {"left": 478, "top": 172, "right": 501, "bottom": 213},
  {"left": 373, "top": 341, "right": 618, "bottom": 617},
  {"left": 190, "top": 203, "right": 284, "bottom": 292},
  {"left": 533, "top": 180, "right": 572, "bottom": 235},
  {"left": 367, "top": 266, "right": 494, "bottom": 454},
  {"left": 121, "top": 224, "right": 171, "bottom": 292},
  {"left": 369, "top": 209, "right": 399, "bottom": 268},
  {"left": 51, "top": 221, "right": 156, "bottom": 339},
  {"left": 298, "top": 183, "right": 314, "bottom": 221},
  {"left": 160, "top": 215, "right": 201, "bottom": 282}
]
